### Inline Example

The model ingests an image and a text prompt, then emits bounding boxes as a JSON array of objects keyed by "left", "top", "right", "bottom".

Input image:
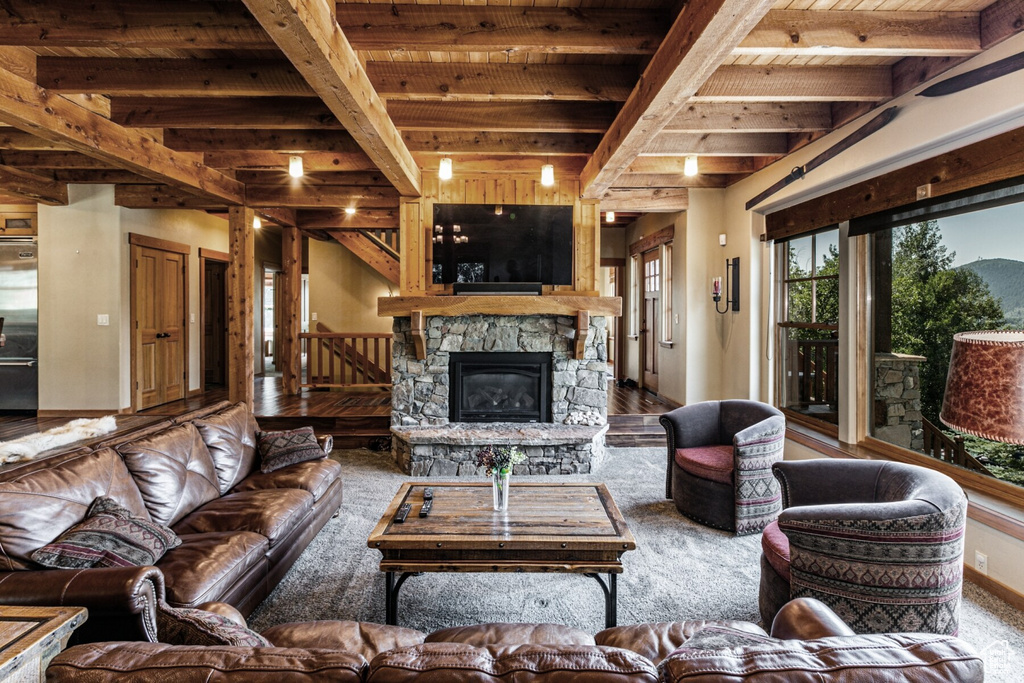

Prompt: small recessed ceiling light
[
  {"left": 344, "top": 207, "right": 356, "bottom": 215},
  {"left": 289, "top": 155, "right": 303, "bottom": 178},
  {"left": 541, "top": 164, "right": 555, "bottom": 187},
  {"left": 684, "top": 155, "right": 699, "bottom": 177},
  {"left": 606, "top": 211, "right": 615, "bottom": 223},
  {"left": 439, "top": 157, "right": 453, "bottom": 180},
  {"left": 253, "top": 216, "right": 262, "bottom": 230}
]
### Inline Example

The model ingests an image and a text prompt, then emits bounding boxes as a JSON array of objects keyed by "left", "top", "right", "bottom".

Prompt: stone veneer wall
[
  {"left": 391, "top": 314, "right": 608, "bottom": 427},
  {"left": 874, "top": 352, "right": 925, "bottom": 452}
]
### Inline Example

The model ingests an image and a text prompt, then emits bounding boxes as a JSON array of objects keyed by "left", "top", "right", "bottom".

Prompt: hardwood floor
[{"left": 1, "top": 379, "right": 671, "bottom": 450}]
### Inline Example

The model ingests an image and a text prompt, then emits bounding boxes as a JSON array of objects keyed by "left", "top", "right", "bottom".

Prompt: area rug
[
  {"left": 0, "top": 416, "right": 117, "bottom": 464},
  {"left": 249, "top": 447, "right": 1024, "bottom": 682}
]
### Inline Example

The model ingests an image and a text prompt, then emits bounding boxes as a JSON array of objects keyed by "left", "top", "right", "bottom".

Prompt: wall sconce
[
  {"left": 540, "top": 163, "right": 555, "bottom": 187},
  {"left": 713, "top": 257, "right": 740, "bottom": 314},
  {"left": 439, "top": 157, "right": 453, "bottom": 180}
]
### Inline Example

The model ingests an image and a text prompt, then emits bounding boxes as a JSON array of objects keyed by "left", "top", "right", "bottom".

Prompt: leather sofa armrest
[
  {"left": 0, "top": 567, "right": 164, "bottom": 643},
  {"left": 196, "top": 601, "right": 248, "bottom": 628},
  {"left": 318, "top": 434, "right": 334, "bottom": 456},
  {"left": 770, "top": 598, "right": 855, "bottom": 640}
]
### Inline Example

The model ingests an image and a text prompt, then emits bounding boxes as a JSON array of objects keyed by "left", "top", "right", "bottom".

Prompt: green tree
[
  {"left": 786, "top": 240, "right": 839, "bottom": 341},
  {"left": 890, "top": 221, "right": 1004, "bottom": 424}
]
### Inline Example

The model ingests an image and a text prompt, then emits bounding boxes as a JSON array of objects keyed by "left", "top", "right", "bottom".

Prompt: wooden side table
[{"left": 0, "top": 607, "right": 87, "bottom": 683}]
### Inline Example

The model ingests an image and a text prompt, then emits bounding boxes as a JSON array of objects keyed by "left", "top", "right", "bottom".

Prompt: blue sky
[{"left": 937, "top": 202, "right": 1024, "bottom": 267}]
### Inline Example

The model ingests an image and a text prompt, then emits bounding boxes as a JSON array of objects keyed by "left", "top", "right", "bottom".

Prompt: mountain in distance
[{"left": 959, "top": 258, "right": 1024, "bottom": 326}]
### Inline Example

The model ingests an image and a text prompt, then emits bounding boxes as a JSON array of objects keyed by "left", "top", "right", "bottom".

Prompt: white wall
[{"left": 308, "top": 238, "right": 394, "bottom": 335}]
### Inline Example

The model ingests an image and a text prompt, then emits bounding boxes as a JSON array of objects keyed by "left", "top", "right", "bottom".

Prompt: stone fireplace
[{"left": 389, "top": 313, "right": 609, "bottom": 476}]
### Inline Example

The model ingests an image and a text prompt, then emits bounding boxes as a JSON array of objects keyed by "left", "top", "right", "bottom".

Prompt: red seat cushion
[
  {"left": 674, "top": 445, "right": 734, "bottom": 485},
  {"left": 761, "top": 520, "right": 791, "bottom": 583}
]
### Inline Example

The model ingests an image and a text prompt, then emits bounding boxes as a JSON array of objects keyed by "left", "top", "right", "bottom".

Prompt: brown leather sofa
[
  {"left": 47, "top": 598, "right": 983, "bottom": 682},
  {"left": 0, "top": 401, "right": 342, "bottom": 645}
]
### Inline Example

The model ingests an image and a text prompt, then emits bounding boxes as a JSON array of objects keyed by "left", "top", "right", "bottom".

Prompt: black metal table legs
[{"left": 384, "top": 572, "right": 618, "bottom": 628}]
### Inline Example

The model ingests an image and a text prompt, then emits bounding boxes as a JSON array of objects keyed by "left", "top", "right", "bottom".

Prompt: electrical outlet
[
  {"left": 311, "top": 312, "right": 317, "bottom": 321},
  {"left": 97, "top": 314, "right": 109, "bottom": 326},
  {"left": 190, "top": 313, "right": 196, "bottom": 323},
  {"left": 975, "top": 550, "right": 988, "bottom": 576}
]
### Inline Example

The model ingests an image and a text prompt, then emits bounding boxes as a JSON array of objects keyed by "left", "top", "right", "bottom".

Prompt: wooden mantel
[
  {"left": 377, "top": 295, "right": 620, "bottom": 318},
  {"left": 378, "top": 295, "right": 621, "bottom": 360}
]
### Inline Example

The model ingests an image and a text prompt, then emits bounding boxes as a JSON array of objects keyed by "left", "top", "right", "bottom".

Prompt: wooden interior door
[
  {"left": 641, "top": 249, "right": 660, "bottom": 393},
  {"left": 133, "top": 244, "right": 186, "bottom": 410},
  {"left": 204, "top": 260, "right": 227, "bottom": 387}
]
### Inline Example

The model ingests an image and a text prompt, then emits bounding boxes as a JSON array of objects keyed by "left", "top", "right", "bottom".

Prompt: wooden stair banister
[{"left": 299, "top": 323, "right": 392, "bottom": 389}]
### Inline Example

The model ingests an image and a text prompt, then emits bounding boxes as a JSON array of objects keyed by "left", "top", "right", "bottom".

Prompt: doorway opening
[
  {"left": 202, "top": 256, "right": 228, "bottom": 390},
  {"left": 262, "top": 264, "right": 282, "bottom": 375}
]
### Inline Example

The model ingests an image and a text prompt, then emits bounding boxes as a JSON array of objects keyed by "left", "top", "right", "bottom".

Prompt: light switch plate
[
  {"left": 311, "top": 312, "right": 318, "bottom": 321},
  {"left": 190, "top": 313, "right": 196, "bottom": 323},
  {"left": 97, "top": 314, "right": 109, "bottom": 326}
]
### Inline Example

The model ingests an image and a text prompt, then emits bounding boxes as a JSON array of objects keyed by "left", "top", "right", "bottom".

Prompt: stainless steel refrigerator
[{"left": 0, "top": 238, "right": 38, "bottom": 411}]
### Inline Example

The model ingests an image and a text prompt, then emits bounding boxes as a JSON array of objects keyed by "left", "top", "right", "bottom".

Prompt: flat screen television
[{"left": 431, "top": 204, "right": 573, "bottom": 286}]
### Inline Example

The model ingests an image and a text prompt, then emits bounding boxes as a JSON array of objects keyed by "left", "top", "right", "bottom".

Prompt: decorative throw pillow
[
  {"left": 31, "top": 496, "right": 181, "bottom": 569},
  {"left": 257, "top": 426, "right": 325, "bottom": 473},
  {"left": 156, "top": 602, "right": 271, "bottom": 647},
  {"left": 676, "top": 625, "right": 777, "bottom": 653}
]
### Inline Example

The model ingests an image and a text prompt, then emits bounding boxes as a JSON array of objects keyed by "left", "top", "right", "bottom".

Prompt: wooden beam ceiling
[
  {"left": 241, "top": 0, "right": 421, "bottom": 197},
  {"left": 388, "top": 101, "right": 618, "bottom": 133},
  {"left": 0, "top": 164, "right": 67, "bottom": 204},
  {"left": 581, "top": 0, "right": 776, "bottom": 199},
  {"left": 110, "top": 97, "right": 339, "bottom": 129}
]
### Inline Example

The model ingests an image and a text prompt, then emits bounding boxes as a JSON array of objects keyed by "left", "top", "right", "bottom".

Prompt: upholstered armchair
[
  {"left": 759, "top": 459, "right": 967, "bottom": 635},
  {"left": 660, "top": 400, "right": 785, "bottom": 536}
]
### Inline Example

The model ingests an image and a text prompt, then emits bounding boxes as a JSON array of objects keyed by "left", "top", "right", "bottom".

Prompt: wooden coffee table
[{"left": 367, "top": 482, "right": 636, "bottom": 628}]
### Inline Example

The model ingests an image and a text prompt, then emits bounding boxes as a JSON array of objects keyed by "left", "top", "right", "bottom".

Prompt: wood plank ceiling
[{"left": 0, "top": 0, "right": 1019, "bottom": 235}]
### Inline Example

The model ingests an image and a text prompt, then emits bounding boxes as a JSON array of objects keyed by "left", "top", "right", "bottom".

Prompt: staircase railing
[
  {"left": 921, "top": 416, "right": 993, "bottom": 475},
  {"left": 299, "top": 323, "right": 392, "bottom": 389}
]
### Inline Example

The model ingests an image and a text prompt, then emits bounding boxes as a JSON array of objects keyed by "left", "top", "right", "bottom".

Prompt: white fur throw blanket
[{"left": 0, "top": 416, "right": 118, "bottom": 464}]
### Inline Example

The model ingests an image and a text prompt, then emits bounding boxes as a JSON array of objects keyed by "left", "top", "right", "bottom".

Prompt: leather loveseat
[
  {"left": 47, "top": 598, "right": 983, "bottom": 682},
  {"left": 0, "top": 401, "right": 342, "bottom": 645}
]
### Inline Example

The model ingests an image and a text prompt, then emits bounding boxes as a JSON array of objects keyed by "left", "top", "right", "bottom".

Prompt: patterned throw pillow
[
  {"left": 257, "top": 426, "right": 325, "bottom": 473},
  {"left": 675, "top": 625, "right": 777, "bottom": 653},
  {"left": 156, "top": 602, "right": 271, "bottom": 647},
  {"left": 31, "top": 496, "right": 181, "bottom": 569}
]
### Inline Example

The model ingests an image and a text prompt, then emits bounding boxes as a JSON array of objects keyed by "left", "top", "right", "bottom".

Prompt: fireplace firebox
[{"left": 449, "top": 352, "right": 552, "bottom": 423}]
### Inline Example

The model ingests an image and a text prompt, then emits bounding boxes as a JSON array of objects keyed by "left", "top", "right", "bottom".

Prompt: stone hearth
[{"left": 389, "top": 314, "right": 608, "bottom": 475}]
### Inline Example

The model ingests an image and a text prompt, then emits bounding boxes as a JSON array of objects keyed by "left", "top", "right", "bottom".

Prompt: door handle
[{"left": 156, "top": 332, "right": 171, "bottom": 339}]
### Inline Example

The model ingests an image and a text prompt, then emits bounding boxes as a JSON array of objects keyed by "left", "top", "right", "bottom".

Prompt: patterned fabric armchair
[
  {"left": 759, "top": 459, "right": 967, "bottom": 635},
  {"left": 660, "top": 400, "right": 785, "bottom": 536}
]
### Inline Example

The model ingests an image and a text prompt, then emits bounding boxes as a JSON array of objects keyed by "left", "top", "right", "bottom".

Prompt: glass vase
[{"left": 492, "top": 470, "right": 511, "bottom": 512}]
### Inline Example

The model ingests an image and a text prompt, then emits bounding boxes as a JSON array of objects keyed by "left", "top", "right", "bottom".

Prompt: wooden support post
[
  {"left": 576, "top": 311, "right": 590, "bottom": 360},
  {"left": 410, "top": 310, "right": 427, "bottom": 361},
  {"left": 228, "top": 206, "right": 256, "bottom": 408},
  {"left": 281, "top": 226, "right": 302, "bottom": 395}
]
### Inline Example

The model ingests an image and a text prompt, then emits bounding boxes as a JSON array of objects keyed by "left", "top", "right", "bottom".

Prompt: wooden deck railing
[
  {"left": 788, "top": 338, "right": 839, "bottom": 408},
  {"left": 921, "top": 416, "right": 993, "bottom": 475},
  {"left": 299, "top": 326, "right": 392, "bottom": 389}
]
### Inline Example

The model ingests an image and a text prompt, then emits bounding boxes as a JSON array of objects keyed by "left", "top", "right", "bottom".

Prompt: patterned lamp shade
[{"left": 940, "top": 330, "right": 1024, "bottom": 445}]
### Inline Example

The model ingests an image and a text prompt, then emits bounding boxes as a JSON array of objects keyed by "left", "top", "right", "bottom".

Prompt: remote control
[
  {"left": 423, "top": 487, "right": 434, "bottom": 500},
  {"left": 394, "top": 503, "right": 411, "bottom": 523},
  {"left": 419, "top": 498, "right": 433, "bottom": 517}
]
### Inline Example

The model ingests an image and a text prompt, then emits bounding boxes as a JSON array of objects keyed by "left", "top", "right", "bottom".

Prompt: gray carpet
[{"left": 249, "top": 447, "right": 1024, "bottom": 681}]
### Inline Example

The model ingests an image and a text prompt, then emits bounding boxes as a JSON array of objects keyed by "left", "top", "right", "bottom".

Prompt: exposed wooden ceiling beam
[
  {"left": 599, "top": 188, "right": 689, "bottom": 212},
  {"left": 693, "top": 65, "right": 892, "bottom": 102},
  {"left": 0, "top": 164, "right": 67, "bottom": 204},
  {"left": 643, "top": 132, "right": 788, "bottom": 156},
  {"left": 36, "top": 58, "right": 313, "bottom": 97},
  {"left": 0, "top": 127, "right": 73, "bottom": 150},
  {"left": 581, "top": 0, "right": 776, "bottom": 198},
  {"left": 0, "top": 66, "right": 243, "bottom": 203},
  {"left": 665, "top": 102, "right": 832, "bottom": 133},
  {"left": 41, "top": 169, "right": 158, "bottom": 184},
  {"left": 233, "top": 170, "right": 391, "bottom": 186},
  {"left": 613, "top": 173, "right": 731, "bottom": 189},
  {"left": 242, "top": 0, "right": 421, "bottom": 196},
  {"left": 203, "top": 150, "right": 376, "bottom": 173},
  {"left": 245, "top": 184, "right": 401, "bottom": 209},
  {"left": 0, "top": 0, "right": 273, "bottom": 49},
  {"left": 736, "top": 10, "right": 980, "bottom": 57},
  {"left": 335, "top": 5, "right": 665, "bottom": 55},
  {"left": 389, "top": 101, "right": 617, "bottom": 133},
  {"left": 298, "top": 209, "right": 398, "bottom": 230},
  {"left": 115, "top": 184, "right": 226, "bottom": 210},
  {"left": 164, "top": 129, "right": 361, "bottom": 153},
  {"left": 414, "top": 155, "right": 587, "bottom": 178},
  {"left": 111, "top": 97, "right": 338, "bottom": 129},
  {"left": 255, "top": 208, "right": 297, "bottom": 228},
  {"left": 328, "top": 229, "right": 400, "bottom": 285},
  {"left": 625, "top": 156, "right": 771, "bottom": 175},
  {"left": 0, "top": 150, "right": 117, "bottom": 169},
  {"left": 366, "top": 63, "right": 635, "bottom": 102},
  {"left": 401, "top": 132, "right": 601, "bottom": 156}
]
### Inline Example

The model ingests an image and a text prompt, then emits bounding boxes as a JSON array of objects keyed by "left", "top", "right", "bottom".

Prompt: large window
[
  {"left": 777, "top": 229, "right": 840, "bottom": 426},
  {"left": 868, "top": 203, "right": 1024, "bottom": 488}
]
